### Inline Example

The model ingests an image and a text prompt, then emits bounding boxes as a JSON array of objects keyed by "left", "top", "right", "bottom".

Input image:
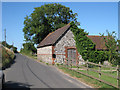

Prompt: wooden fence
[{"left": 63, "top": 59, "right": 120, "bottom": 89}]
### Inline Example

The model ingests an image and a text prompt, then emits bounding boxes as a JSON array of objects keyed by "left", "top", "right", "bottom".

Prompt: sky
[{"left": 2, "top": 2, "right": 118, "bottom": 51}]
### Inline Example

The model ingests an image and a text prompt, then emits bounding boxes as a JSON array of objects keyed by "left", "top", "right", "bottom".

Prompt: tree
[
  {"left": 100, "top": 30, "right": 119, "bottom": 64},
  {"left": 23, "top": 3, "right": 79, "bottom": 44},
  {"left": 20, "top": 43, "right": 37, "bottom": 55}
]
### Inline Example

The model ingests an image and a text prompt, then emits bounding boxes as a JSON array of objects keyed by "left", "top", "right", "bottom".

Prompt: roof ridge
[
  {"left": 42, "top": 23, "right": 70, "bottom": 42},
  {"left": 55, "top": 23, "right": 70, "bottom": 31},
  {"left": 37, "top": 23, "right": 70, "bottom": 48}
]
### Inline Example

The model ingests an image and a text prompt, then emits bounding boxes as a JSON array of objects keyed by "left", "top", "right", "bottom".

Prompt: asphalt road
[{"left": 3, "top": 53, "right": 91, "bottom": 89}]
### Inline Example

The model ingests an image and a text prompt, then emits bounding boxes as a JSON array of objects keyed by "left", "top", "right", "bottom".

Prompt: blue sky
[{"left": 2, "top": 2, "right": 118, "bottom": 51}]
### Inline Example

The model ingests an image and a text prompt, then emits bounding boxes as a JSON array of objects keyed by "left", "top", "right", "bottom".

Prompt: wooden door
[{"left": 67, "top": 48, "right": 76, "bottom": 65}]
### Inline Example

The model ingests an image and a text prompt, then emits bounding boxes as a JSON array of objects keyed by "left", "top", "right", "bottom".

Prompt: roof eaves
[{"left": 37, "top": 44, "right": 53, "bottom": 48}]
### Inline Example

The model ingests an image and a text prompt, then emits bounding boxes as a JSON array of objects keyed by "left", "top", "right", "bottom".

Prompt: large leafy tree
[{"left": 23, "top": 3, "right": 79, "bottom": 44}]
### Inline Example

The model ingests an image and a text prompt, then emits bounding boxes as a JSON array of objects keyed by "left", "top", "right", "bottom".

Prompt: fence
[{"left": 61, "top": 59, "right": 120, "bottom": 89}]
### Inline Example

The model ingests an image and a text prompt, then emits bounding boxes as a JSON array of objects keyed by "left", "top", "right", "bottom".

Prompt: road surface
[{"left": 3, "top": 53, "right": 91, "bottom": 89}]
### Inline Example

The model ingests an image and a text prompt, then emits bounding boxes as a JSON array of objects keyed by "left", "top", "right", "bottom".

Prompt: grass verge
[
  {"left": 20, "top": 52, "right": 37, "bottom": 59},
  {"left": 57, "top": 65, "right": 118, "bottom": 89}
]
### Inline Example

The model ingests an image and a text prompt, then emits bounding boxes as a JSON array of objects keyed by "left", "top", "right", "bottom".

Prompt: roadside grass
[
  {"left": 102, "top": 71, "right": 117, "bottom": 76},
  {"left": 20, "top": 52, "right": 37, "bottom": 59},
  {"left": 64, "top": 64, "right": 117, "bottom": 88},
  {"left": 57, "top": 65, "right": 117, "bottom": 89},
  {"left": 78, "top": 70, "right": 117, "bottom": 86}
]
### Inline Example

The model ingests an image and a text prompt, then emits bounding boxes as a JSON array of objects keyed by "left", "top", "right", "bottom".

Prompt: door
[{"left": 67, "top": 48, "right": 76, "bottom": 65}]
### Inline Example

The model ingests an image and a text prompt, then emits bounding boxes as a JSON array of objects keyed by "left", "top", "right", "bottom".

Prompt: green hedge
[{"left": 88, "top": 51, "right": 109, "bottom": 64}]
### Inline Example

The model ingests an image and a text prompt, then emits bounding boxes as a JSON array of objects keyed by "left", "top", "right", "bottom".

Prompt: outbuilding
[{"left": 37, "top": 23, "right": 107, "bottom": 65}]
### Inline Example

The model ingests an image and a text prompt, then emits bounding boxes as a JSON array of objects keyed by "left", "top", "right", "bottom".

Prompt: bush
[
  {"left": 1, "top": 46, "right": 15, "bottom": 69},
  {"left": 2, "top": 41, "right": 18, "bottom": 53},
  {"left": 56, "top": 63, "right": 59, "bottom": 66},
  {"left": 88, "top": 51, "right": 109, "bottom": 64},
  {"left": 46, "top": 63, "right": 49, "bottom": 65}
]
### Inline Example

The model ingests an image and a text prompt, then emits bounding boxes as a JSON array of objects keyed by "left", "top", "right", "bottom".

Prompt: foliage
[
  {"left": 2, "top": 41, "right": 18, "bottom": 53},
  {"left": 118, "top": 40, "right": 120, "bottom": 65},
  {"left": 70, "top": 22, "right": 95, "bottom": 60},
  {"left": 88, "top": 51, "right": 109, "bottom": 64},
  {"left": 118, "top": 40, "right": 120, "bottom": 51},
  {"left": 70, "top": 22, "right": 120, "bottom": 64},
  {"left": 2, "top": 41, "right": 12, "bottom": 49},
  {"left": 23, "top": 3, "right": 79, "bottom": 44},
  {"left": 70, "top": 21, "right": 95, "bottom": 60},
  {"left": 1, "top": 46, "right": 15, "bottom": 69},
  {"left": 20, "top": 42, "right": 37, "bottom": 55},
  {"left": 100, "top": 30, "right": 119, "bottom": 64},
  {"left": 70, "top": 22, "right": 110, "bottom": 64},
  {"left": 46, "top": 63, "right": 49, "bottom": 65}
]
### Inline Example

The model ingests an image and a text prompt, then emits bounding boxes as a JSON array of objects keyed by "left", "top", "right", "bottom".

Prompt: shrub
[
  {"left": 2, "top": 46, "right": 15, "bottom": 69},
  {"left": 88, "top": 51, "right": 109, "bottom": 64},
  {"left": 46, "top": 63, "right": 49, "bottom": 65},
  {"left": 56, "top": 63, "right": 59, "bottom": 66}
]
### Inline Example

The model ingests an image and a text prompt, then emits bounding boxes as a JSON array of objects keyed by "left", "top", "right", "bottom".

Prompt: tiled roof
[
  {"left": 37, "top": 23, "right": 70, "bottom": 48},
  {"left": 87, "top": 35, "right": 107, "bottom": 50}
]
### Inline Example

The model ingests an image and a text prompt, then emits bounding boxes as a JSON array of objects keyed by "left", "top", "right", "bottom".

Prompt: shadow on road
[{"left": 3, "top": 81, "right": 31, "bottom": 90}]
